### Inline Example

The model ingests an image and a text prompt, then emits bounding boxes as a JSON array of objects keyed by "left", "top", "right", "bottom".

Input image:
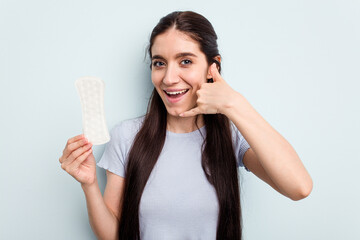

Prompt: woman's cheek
[
  {"left": 183, "top": 72, "right": 204, "bottom": 87},
  {"left": 151, "top": 71, "right": 163, "bottom": 83}
]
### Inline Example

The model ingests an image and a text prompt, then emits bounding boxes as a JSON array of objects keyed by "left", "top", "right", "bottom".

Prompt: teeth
[{"left": 165, "top": 89, "right": 187, "bottom": 95}]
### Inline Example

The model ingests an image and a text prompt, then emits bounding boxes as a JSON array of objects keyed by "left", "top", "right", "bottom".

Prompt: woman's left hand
[{"left": 180, "top": 63, "right": 239, "bottom": 117}]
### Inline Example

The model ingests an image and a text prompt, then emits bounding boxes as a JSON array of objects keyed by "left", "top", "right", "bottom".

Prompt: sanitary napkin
[{"left": 75, "top": 76, "right": 110, "bottom": 145}]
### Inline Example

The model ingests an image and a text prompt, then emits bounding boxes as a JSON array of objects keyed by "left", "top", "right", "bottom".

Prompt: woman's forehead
[{"left": 151, "top": 29, "right": 202, "bottom": 57}]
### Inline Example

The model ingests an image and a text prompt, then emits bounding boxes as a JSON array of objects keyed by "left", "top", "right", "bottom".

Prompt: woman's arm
[
  {"left": 223, "top": 92, "right": 313, "bottom": 200},
  {"left": 180, "top": 63, "right": 312, "bottom": 200},
  {"left": 82, "top": 179, "right": 120, "bottom": 239}
]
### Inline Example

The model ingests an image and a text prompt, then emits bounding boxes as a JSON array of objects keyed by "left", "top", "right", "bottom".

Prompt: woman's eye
[
  {"left": 181, "top": 59, "right": 192, "bottom": 65},
  {"left": 153, "top": 61, "right": 164, "bottom": 67}
]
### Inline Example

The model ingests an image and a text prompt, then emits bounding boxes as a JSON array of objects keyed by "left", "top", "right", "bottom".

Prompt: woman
[{"left": 59, "top": 11, "right": 312, "bottom": 240}]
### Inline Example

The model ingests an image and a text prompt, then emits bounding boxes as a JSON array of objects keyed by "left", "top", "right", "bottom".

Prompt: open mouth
[{"left": 163, "top": 89, "right": 189, "bottom": 99}]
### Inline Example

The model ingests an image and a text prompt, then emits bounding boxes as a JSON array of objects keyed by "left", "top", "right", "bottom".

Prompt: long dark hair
[{"left": 118, "top": 11, "right": 242, "bottom": 240}]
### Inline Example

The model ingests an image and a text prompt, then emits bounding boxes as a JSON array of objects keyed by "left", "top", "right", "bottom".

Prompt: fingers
[
  {"left": 60, "top": 141, "right": 92, "bottom": 170},
  {"left": 65, "top": 142, "right": 93, "bottom": 164},
  {"left": 66, "top": 134, "right": 84, "bottom": 146},
  {"left": 62, "top": 148, "right": 93, "bottom": 174},
  {"left": 62, "top": 137, "right": 89, "bottom": 159},
  {"left": 179, "top": 107, "right": 201, "bottom": 117},
  {"left": 59, "top": 134, "right": 89, "bottom": 165}
]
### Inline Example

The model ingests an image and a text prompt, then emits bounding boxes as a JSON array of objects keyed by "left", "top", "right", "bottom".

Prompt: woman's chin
[
  {"left": 167, "top": 110, "right": 181, "bottom": 117},
  {"left": 166, "top": 108, "right": 186, "bottom": 118}
]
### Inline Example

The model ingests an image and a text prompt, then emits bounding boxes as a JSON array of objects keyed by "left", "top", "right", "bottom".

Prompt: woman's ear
[
  {"left": 214, "top": 55, "right": 221, "bottom": 64},
  {"left": 207, "top": 55, "right": 221, "bottom": 78}
]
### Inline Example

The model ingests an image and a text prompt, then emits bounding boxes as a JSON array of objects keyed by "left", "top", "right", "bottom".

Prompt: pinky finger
[{"left": 179, "top": 107, "right": 201, "bottom": 117}]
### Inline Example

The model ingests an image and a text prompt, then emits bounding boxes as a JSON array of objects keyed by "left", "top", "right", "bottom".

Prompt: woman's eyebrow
[
  {"left": 152, "top": 52, "right": 198, "bottom": 60},
  {"left": 175, "top": 52, "right": 198, "bottom": 58}
]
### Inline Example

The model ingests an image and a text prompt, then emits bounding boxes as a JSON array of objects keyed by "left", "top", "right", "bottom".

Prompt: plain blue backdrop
[{"left": 1, "top": 0, "right": 359, "bottom": 239}]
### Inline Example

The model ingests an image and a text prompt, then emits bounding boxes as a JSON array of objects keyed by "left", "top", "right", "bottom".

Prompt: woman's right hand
[{"left": 59, "top": 134, "right": 96, "bottom": 186}]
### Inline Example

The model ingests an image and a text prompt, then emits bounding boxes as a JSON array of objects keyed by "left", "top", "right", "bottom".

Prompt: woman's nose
[{"left": 163, "top": 64, "right": 180, "bottom": 85}]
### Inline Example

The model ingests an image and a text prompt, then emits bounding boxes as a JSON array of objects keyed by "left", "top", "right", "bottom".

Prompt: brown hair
[{"left": 118, "top": 11, "right": 242, "bottom": 240}]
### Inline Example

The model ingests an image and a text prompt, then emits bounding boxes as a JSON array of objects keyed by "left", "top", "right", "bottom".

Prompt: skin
[
  {"left": 151, "top": 27, "right": 213, "bottom": 133},
  {"left": 59, "top": 135, "right": 96, "bottom": 185}
]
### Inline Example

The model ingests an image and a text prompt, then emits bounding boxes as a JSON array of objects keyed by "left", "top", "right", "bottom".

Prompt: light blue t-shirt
[{"left": 97, "top": 116, "right": 251, "bottom": 240}]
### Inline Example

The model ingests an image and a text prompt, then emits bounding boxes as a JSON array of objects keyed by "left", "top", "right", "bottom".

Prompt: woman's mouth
[{"left": 163, "top": 89, "right": 189, "bottom": 103}]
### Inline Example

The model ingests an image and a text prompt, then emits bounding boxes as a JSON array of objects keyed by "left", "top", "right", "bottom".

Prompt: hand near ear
[{"left": 180, "top": 63, "right": 238, "bottom": 117}]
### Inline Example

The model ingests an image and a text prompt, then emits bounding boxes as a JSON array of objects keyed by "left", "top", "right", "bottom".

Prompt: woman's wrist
[
  {"left": 81, "top": 178, "right": 99, "bottom": 192},
  {"left": 222, "top": 91, "right": 248, "bottom": 118}
]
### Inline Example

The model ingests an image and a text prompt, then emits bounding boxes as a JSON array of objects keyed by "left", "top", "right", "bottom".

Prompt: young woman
[{"left": 59, "top": 11, "right": 312, "bottom": 240}]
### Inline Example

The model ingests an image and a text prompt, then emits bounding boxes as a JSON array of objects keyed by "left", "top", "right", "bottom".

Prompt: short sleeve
[
  {"left": 96, "top": 122, "right": 130, "bottom": 177},
  {"left": 230, "top": 122, "right": 251, "bottom": 172}
]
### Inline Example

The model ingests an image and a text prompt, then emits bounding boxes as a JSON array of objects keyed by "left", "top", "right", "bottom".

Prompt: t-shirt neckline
[{"left": 166, "top": 125, "right": 206, "bottom": 138}]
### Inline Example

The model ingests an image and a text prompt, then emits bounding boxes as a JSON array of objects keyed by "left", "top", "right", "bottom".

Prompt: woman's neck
[{"left": 166, "top": 113, "right": 204, "bottom": 133}]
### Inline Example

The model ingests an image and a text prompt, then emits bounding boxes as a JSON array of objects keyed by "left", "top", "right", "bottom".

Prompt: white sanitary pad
[{"left": 75, "top": 76, "right": 110, "bottom": 145}]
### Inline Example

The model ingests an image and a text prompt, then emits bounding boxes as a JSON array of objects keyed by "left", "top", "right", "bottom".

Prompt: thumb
[{"left": 210, "top": 63, "right": 223, "bottom": 82}]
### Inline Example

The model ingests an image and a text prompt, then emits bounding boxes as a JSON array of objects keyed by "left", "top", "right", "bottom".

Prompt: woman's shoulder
[
  {"left": 110, "top": 115, "right": 145, "bottom": 142},
  {"left": 229, "top": 120, "right": 244, "bottom": 143},
  {"left": 116, "top": 115, "right": 145, "bottom": 130}
]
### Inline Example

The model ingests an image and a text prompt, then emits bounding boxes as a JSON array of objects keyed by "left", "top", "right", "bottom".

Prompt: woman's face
[{"left": 151, "top": 28, "right": 212, "bottom": 117}]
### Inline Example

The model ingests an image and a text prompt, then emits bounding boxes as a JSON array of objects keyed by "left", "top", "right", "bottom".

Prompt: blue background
[{"left": 1, "top": 0, "right": 359, "bottom": 239}]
